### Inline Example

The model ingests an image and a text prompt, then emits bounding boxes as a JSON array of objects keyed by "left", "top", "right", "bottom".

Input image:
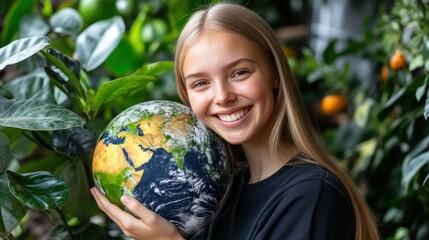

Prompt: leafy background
[{"left": 0, "top": 0, "right": 428, "bottom": 239}]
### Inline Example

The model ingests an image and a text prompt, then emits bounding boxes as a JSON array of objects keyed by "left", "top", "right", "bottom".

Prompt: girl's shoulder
[{"left": 276, "top": 162, "right": 352, "bottom": 209}]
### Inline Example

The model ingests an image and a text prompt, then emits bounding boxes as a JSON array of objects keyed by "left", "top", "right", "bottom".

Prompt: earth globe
[{"left": 92, "top": 100, "right": 231, "bottom": 236}]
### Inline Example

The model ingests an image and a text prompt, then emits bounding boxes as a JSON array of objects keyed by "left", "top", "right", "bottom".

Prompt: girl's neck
[{"left": 242, "top": 141, "right": 299, "bottom": 184}]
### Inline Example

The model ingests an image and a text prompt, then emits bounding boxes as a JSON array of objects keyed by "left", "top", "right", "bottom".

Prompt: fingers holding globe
[{"left": 91, "top": 100, "right": 231, "bottom": 236}]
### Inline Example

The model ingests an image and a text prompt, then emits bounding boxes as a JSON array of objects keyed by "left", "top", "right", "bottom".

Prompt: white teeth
[{"left": 218, "top": 109, "right": 248, "bottom": 122}]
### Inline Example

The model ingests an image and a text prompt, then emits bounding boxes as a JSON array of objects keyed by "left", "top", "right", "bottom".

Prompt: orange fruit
[
  {"left": 320, "top": 94, "right": 348, "bottom": 116},
  {"left": 390, "top": 50, "right": 406, "bottom": 71},
  {"left": 380, "top": 65, "right": 388, "bottom": 82}
]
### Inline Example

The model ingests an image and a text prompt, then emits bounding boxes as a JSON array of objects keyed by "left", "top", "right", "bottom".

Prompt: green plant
[
  {"left": 0, "top": 0, "right": 214, "bottom": 239},
  {"left": 290, "top": 0, "right": 429, "bottom": 239}
]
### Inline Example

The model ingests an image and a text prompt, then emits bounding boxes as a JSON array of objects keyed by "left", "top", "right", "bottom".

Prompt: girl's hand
[{"left": 90, "top": 187, "right": 184, "bottom": 240}]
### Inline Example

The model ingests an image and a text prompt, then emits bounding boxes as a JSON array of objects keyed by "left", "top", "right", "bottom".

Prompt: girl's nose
[{"left": 214, "top": 83, "right": 235, "bottom": 105}]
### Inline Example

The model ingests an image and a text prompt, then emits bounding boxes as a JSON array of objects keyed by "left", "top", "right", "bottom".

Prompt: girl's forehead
[
  {"left": 185, "top": 29, "right": 259, "bottom": 57},
  {"left": 183, "top": 31, "right": 256, "bottom": 64}
]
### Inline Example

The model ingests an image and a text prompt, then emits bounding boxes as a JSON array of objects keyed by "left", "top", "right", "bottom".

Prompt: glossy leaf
[
  {"left": 91, "top": 75, "right": 155, "bottom": 115},
  {"left": 50, "top": 8, "right": 83, "bottom": 36},
  {"left": 0, "top": 173, "right": 28, "bottom": 233},
  {"left": 1, "top": 0, "right": 36, "bottom": 45},
  {"left": 3, "top": 68, "right": 56, "bottom": 103},
  {"left": 0, "top": 36, "right": 51, "bottom": 70},
  {"left": 7, "top": 171, "right": 69, "bottom": 211},
  {"left": 76, "top": 17, "right": 125, "bottom": 71},
  {"left": 19, "top": 15, "right": 50, "bottom": 38},
  {"left": 52, "top": 127, "right": 96, "bottom": 158},
  {"left": 44, "top": 48, "right": 81, "bottom": 82},
  {"left": 0, "top": 132, "right": 12, "bottom": 174},
  {"left": 0, "top": 97, "right": 85, "bottom": 131}
]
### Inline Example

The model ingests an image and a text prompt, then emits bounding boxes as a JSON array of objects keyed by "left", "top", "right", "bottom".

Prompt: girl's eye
[
  {"left": 232, "top": 70, "right": 248, "bottom": 79},
  {"left": 192, "top": 80, "right": 209, "bottom": 89}
]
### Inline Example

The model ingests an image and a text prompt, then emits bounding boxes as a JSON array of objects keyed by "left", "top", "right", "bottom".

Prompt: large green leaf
[
  {"left": 19, "top": 15, "right": 50, "bottom": 38},
  {"left": 50, "top": 8, "right": 83, "bottom": 36},
  {"left": 0, "top": 36, "right": 51, "bottom": 71},
  {"left": 6, "top": 170, "right": 69, "bottom": 211},
  {"left": 76, "top": 16, "right": 125, "bottom": 71},
  {"left": 0, "top": 98, "right": 85, "bottom": 131},
  {"left": 0, "top": 173, "right": 28, "bottom": 234},
  {"left": 52, "top": 127, "right": 96, "bottom": 158},
  {"left": 0, "top": 132, "right": 12, "bottom": 174},
  {"left": 1, "top": 0, "right": 37, "bottom": 45},
  {"left": 3, "top": 68, "right": 56, "bottom": 103},
  {"left": 91, "top": 75, "right": 155, "bottom": 115}
]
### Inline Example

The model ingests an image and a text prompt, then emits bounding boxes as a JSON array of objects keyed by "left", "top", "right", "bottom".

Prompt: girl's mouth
[{"left": 217, "top": 108, "right": 249, "bottom": 122}]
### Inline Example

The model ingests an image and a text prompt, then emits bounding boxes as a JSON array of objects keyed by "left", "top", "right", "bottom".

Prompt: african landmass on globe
[{"left": 92, "top": 100, "right": 231, "bottom": 236}]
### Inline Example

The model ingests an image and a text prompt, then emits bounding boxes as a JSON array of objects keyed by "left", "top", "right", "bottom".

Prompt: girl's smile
[{"left": 217, "top": 107, "right": 250, "bottom": 123}]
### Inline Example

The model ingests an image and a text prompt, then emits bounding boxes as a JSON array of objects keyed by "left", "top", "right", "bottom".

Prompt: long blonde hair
[{"left": 174, "top": 3, "right": 380, "bottom": 240}]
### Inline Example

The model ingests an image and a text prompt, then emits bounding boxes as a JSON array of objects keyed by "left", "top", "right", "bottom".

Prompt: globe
[{"left": 92, "top": 100, "right": 231, "bottom": 236}]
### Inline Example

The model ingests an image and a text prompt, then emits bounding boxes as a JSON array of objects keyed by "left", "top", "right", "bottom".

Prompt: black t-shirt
[{"left": 189, "top": 161, "right": 355, "bottom": 240}]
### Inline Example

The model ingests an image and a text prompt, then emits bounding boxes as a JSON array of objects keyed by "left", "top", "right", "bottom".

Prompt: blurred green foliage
[{"left": 290, "top": 0, "right": 429, "bottom": 239}]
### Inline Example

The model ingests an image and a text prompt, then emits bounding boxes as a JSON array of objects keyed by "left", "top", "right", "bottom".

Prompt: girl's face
[{"left": 182, "top": 30, "right": 278, "bottom": 145}]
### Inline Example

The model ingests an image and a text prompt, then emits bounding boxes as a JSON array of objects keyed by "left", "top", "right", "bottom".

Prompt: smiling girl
[{"left": 91, "top": 3, "right": 380, "bottom": 240}]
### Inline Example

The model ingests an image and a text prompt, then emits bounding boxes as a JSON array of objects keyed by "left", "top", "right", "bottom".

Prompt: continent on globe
[{"left": 92, "top": 100, "right": 231, "bottom": 236}]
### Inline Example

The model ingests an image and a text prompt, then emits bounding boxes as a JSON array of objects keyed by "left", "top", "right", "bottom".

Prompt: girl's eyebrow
[
  {"left": 224, "top": 58, "right": 255, "bottom": 71},
  {"left": 184, "top": 58, "right": 255, "bottom": 81}
]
